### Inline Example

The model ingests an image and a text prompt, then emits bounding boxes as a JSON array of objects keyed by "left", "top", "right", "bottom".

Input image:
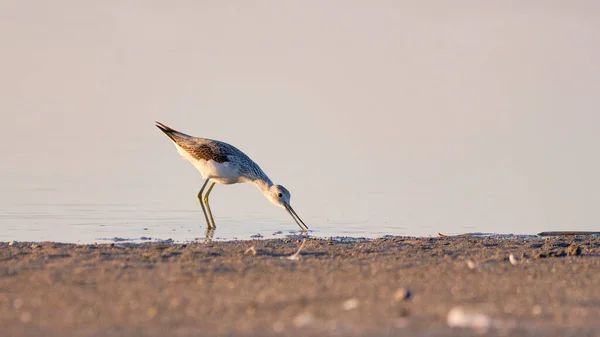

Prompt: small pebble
[
  {"left": 447, "top": 306, "right": 491, "bottom": 330},
  {"left": 509, "top": 254, "right": 519, "bottom": 266},
  {"left": 466, "top": 260, "right": 478, "bottom": 269},
  {"left": 532, "top": 305, "right": 543, "bottom": 316},
  {"left": 393, "top": 288, "right": 411, "bottom": 302},
  {"left": 293, "top": 312, "right": 314, "bottom": 327},
  {"left": 31, "top": 244, "right": 40, "bottom": 249},
  {"left": 342, "top": 298, "right": 359, "bottom": 310},
  {"left": 13, "top": 299, "right": 23, "bottom": 310},
  {"left": 147, "top": 307, "right": 158, "bottom": 318}
]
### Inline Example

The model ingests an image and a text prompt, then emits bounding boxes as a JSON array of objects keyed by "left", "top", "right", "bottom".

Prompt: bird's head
[
  {"left": 267, "top": 184, "right": 291, "bottom": 209},
  {"left": 267, "top": 184, "right": 308, "bottom": 231}
]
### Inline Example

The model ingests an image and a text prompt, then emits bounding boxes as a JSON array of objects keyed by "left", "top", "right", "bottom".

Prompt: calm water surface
[
  {"left": 0, "top": 198, "right": 413, "bottom": 244},
  {"left": 1, "top": 2, "right": 599, "bottom": 243},
  {"left": 0, "top": 179, "right": 419, "bottom": 243}
]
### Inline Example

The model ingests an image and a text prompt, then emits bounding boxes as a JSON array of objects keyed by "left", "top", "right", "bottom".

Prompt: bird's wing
[
  {"left": 181, "top": 141, "right": 230, "bottom": 163},
  {"left": 156, "top": 122, "right": 233, "bottom": 163}
]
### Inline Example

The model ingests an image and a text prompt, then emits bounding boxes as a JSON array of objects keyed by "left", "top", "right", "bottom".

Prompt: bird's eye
[{"left": 278, "top": 193, "right": 283, "bottom": 198}]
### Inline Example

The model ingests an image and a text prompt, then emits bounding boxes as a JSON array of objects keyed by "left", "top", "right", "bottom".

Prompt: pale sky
[{"left": 1, "top": 1, "right": 599, "bottom": 238}]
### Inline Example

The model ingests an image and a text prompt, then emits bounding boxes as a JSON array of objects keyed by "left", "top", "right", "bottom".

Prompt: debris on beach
[
  {"left": 538, "top": 231, "right": 600, "bottom": 237},
  {"left": 8, "top": 240, "right": 17, "bottom": 246},
  {"left": 447, "top": 306, "right": 491, "bottom": 330},
  {"left": 250, "top": 233, "right": 263, "bottom": 239},
  {"left": 567, "top": 244, "right": 581, "bottom": 256},
  {"left": 509, "top": 254, "right": 519, "bottom": 266},
  {"left": 536, "top": 250, "right": 566, "bottom": 258},
  {"left": 286, "top": 239, "right": 307, "bottom": 261},
  {"left": 535, "top": 241, "right": 583, "bottom": 258},
  {"left": 393, "top": 288, "right": 411, "bottom": 302},
  {"left": 244, "top": 246, "right": 257, "bottom": 256}
]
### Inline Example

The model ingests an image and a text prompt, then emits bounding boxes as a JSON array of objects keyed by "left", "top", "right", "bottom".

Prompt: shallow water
[
  {"left": 0, "top": 199, "right": 420, "bottom": 244},
  {"left": 2, "top": 2, "right": 600, "bottom": 243}
]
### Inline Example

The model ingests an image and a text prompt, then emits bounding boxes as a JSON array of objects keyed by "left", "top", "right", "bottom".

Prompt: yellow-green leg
[
  {"left": 197, "top": 180, "right": 213, "bottom": 229},
  {"left": 203, "top": 182, "right": 216, "bottom": 228}
]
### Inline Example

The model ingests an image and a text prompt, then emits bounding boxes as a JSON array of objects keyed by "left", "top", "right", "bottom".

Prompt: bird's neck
[{"left": 253, "top": 178, "right": 274, "bottom": 196}]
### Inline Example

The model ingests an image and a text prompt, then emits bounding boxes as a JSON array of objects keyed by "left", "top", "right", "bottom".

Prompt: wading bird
[{"left": 155, "top": 121, "right": 308, "bottom": 232}]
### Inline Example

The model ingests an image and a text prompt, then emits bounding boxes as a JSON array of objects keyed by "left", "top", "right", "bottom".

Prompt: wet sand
[{"left": 1, "top": 235, "right": 599, "bottom": 336}]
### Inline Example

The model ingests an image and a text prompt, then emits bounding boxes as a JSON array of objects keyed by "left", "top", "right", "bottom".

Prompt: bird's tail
[{"left": 155, "top": 121, "right": 192, "bottom": 143}]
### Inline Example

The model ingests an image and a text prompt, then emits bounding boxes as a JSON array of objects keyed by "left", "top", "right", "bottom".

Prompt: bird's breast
[
  {"left": 175, "top": 143, "right": 244, "bottom": 184},
  {"left": 190, "top": 158, "right": 242, "bottom": 184}
]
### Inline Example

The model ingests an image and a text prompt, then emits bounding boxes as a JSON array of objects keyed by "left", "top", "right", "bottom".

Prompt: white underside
[{"left": 175, "top": 144, "right": 244, "bottom": 184}]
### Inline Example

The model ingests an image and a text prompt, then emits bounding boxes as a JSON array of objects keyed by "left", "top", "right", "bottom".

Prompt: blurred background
[{"left": 1, "top": 1, "right": 599, "bottom": 242}]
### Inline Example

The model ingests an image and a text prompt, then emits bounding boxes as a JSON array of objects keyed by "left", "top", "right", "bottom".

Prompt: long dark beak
[{"left": 285, "top": 203, "right": 309, "bottom": 231}]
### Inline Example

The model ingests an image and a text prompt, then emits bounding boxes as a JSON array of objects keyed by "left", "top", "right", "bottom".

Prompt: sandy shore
[{"left": 1, "top": 235, "right": 599, "bottom": 336}]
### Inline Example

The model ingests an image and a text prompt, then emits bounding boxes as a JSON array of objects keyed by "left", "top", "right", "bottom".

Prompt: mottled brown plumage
[{"left": 155, "top": 121, "right": 309, "bottom": 232}]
